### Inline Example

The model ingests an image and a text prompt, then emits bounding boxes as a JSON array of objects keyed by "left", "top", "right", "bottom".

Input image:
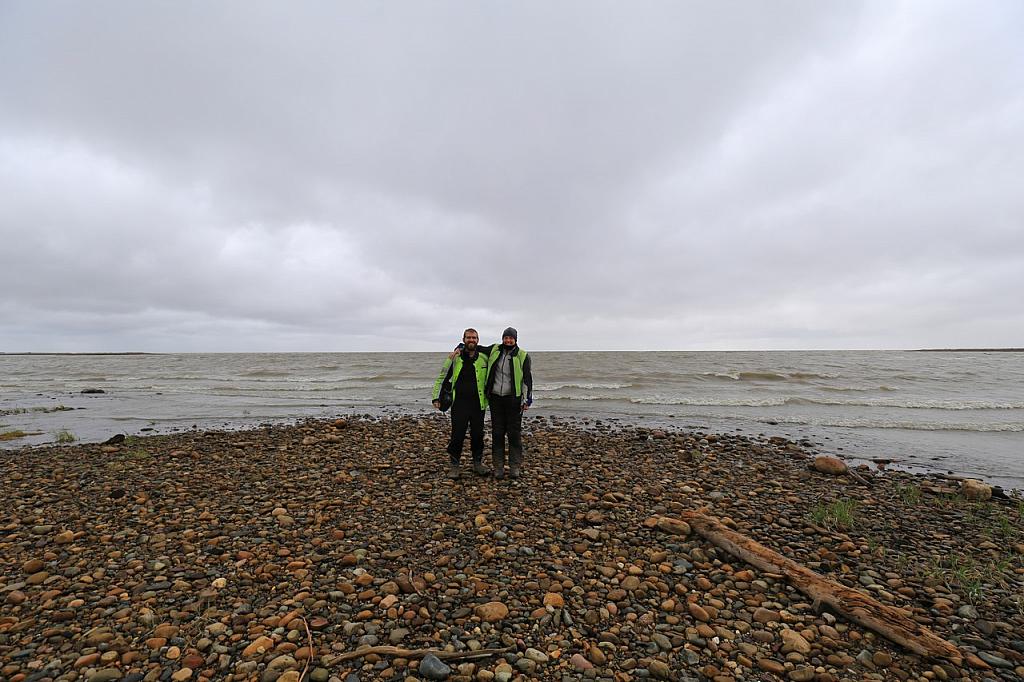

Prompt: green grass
[
  {"left": 809, "top": 498, "right": 859, "bottom": 530},
  {"left": 915, "top": 552, "right": 1022, "bottom": 605},
  {"left": 0, "top": 429, "right": 37, "bottom": 441},
  {"left": 946, "top": 554, "right": 985, "bottom": 603},
  {"left": 991, "top": 512, "right": 1019, "bottom": 540},
  {"left": 54, "top": 429, "right": 77, "bottom": 443},
  {"left": 896, "top": 484, "right": 922, "bottom": 505}
]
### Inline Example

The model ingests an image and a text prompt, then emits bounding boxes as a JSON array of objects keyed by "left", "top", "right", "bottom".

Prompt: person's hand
[
  {"left": 521, "top": 403, "right": 530, "bottom": 412},
  {"left": 432, "top": 400, "right": 441, "bottom": 410},
  {"left": 448, "top": 350, "right": 459, "bottom": 360}
]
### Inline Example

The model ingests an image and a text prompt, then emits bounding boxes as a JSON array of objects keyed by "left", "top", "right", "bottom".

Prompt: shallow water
[{"left": 1, "top": 350, "right": 1021, "bottom": 489}]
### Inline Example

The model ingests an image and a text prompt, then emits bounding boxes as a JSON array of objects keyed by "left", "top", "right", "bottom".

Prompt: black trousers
[
  {"left": 489, "top": 394, "right": 523, "bottom": 469},
  {"left": 447, "top": 398, "right": 484, "bottom": 465}
]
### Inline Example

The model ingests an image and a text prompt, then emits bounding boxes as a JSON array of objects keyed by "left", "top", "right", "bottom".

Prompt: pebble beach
[{"left": 2, "top": 415, "right": 1023, "bottom": 682}]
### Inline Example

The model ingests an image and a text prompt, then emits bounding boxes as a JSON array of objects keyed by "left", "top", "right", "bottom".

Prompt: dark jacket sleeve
[
  {"left": 522, "top": 353, "right": 533, "bottom": 404},
  {"left": 432, "top": 358, "right": 455, "bottom": 401}
]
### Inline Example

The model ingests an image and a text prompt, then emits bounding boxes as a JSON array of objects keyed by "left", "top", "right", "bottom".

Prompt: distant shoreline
[
  {"left": 914, "top": 348, "right": 1024, "bottom": 352},
  {"left": 0, "top": 352, "right": 159, "bottom": 356},
  {"left": 2, "top": 348, "right": 1022, "bottom": 355}
]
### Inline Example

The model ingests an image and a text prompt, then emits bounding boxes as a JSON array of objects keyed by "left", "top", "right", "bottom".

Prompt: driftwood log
[
  {"left": 679, "top": 511, "right": 963, "bottom": 665},
  {"left": 327, "top": 645, "right": 512, "bottom": 665}
]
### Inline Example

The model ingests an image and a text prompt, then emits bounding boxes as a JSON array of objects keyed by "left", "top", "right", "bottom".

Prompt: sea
[{"left": 1, "top": 350, "right": 1022, "bottom": 490}]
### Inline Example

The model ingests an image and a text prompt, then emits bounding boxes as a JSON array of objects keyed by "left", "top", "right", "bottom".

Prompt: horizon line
[{"left": 2, "top": 347, "right": 1023, "bottom": 356}]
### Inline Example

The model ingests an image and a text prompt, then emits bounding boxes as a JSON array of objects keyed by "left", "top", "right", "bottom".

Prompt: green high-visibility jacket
[
  {"left": 484, "top": 345, "right": 532, "bottom": 403},
  {"left": 432, "top": 351, "right": 489, "bottom": 410}
]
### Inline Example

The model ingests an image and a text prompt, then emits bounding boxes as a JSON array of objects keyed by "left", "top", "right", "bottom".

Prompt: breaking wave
[
  {"left": 757, "top": 416, "right": 1024, "bottom": 432},
  {"left": 537, "top": 382, "right": 633, "bottom": 391}
]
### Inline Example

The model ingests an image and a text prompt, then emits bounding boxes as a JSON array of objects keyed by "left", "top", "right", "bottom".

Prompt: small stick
[
  {"left": 300, "top": 616, "right": 313, "bottom": 681},
  {"left": 846, "top": 467, "right": 873, "bottom": 487},
  {"left": 327, "top": 645, "right": 512, "bottom": 665}
]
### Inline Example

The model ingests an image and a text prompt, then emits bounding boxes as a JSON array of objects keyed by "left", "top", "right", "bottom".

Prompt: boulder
[
  {"left": 813, "top": 456, "right": 848, "bottom": 475},
  {"left": 961, "top": 479, "right": 992, "bottom": 501}
]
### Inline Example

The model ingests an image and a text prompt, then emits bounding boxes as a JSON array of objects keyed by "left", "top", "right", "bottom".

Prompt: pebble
[
  {"left": 1, "top": 416, "right": 1021, "bottom": 682},
  {"left": 419, "top": 653, "right": 451, "bottom": 679}
]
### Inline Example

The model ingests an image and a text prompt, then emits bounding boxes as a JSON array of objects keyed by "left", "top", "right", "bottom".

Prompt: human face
[
  {"left": 463, "top": 330, "right": 479, "bottom": 351},
  {"left": 502, "top": 334, "right": 516, "bottom": 347}
]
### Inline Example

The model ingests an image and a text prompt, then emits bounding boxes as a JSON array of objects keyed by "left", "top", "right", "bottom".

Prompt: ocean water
[{"left": 1, "top": 350, "right": 1022, "bottom": 489}]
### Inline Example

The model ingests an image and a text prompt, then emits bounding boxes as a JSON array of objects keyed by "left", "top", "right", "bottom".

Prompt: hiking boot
[
  {"left": 447, "top": 464, "right": 461, "bottom": 480},
  {"left": 472, "top": 461, "right": 489, "bottom": 476},
  {"left": 509, "top": 467, "right": 522, "bottom": 480},
  {"left": 493, "top": 467, "right": 505, "bottom": 480}
]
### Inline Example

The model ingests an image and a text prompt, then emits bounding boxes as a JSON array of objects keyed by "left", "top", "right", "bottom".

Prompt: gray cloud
[{"left": 1, "top": 1, "right": 1021, "bottom": 351}]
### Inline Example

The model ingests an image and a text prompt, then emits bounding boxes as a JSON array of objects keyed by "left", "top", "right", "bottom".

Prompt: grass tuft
[
  {"left": 54, "top": 429, "right": 77, "bottom": 444},
  {"left": 896, "top": 483, "right": 922, "bottom": 505},
  {"left": 809, "top": 498, "right": 859, "bottom": 530}
]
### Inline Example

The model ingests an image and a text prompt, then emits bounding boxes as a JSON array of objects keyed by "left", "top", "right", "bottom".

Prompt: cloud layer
[{"left": 1, "top": 2, "right": 1022, "bottom": 351}]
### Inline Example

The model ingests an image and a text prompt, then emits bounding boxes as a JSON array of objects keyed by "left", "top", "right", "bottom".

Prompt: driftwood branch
[
  {"left": 679, "top": 511, "right": 962, "bottom": 665},
  {"left": 328, "top": 645, "right": 512, "bottom": 665},
  {"left": 846, "top": 467, "right": 873, "bottom": 487}
]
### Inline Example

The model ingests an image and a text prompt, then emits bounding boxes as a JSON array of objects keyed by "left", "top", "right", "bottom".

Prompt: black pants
[
  {"left": 447, "top": 397, "right": 484, "bottom": 465},
  {"left": 489, "top": 394, "right": 523, "bottom": 469}
]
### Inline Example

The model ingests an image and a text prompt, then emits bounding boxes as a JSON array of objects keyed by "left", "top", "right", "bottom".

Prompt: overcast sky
[{"left": 1, "top": 2, "right": 1021, "bottom": 352}]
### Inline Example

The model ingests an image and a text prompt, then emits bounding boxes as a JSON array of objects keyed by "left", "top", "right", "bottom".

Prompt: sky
[{"left": 1, "top": 2, "right": 1022, "bottom": 352}]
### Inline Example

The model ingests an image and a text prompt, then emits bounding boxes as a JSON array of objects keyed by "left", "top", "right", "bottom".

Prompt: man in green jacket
[
  {"left": 485, "top": 327, "right": 533, "bottom": 480},
  {"left": 432, "top": 328, "right": 490, "bottom": 479}
]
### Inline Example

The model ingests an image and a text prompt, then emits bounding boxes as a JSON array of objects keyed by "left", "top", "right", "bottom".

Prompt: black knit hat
[{"left": 502, "top": 327, "right": 518, "bottom": 341}]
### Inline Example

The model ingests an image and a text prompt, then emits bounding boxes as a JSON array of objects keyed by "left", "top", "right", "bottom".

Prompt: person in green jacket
[
  {"left": 432, "top": 328, "right": 490, "bottom": 479},
  {"left": 484, "top": 327, "right": 533, "bottom": 479}
]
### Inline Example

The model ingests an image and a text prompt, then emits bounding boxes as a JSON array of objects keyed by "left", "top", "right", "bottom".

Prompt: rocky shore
[{"left": 2, "top": 415, "right": 1022, "bottom": 682}]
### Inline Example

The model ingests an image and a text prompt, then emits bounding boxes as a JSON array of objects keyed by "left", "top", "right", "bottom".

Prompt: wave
[
  {"left": 702, "top": 371, "right": 840, "bottom": 382},
  {"left": 820, "top": 385, "right": 898, "bottom": 392},
  {"left": 625, "top": 395, "right": 1024, "bottom": 410},
  {"left": 535, "top": 395, "right": 614, "bottom": 402},
  {"left": 536, "top": 382, "right": 633, "bottom": 391},
  {"left": 783, "top": 397, "right": 1024, "bottom": 410},
  {"left": 757, "top": 415, "right": 1024, "bottom": 433},
  {"left": 394, "top": 383, "right": 433, "bottom": 390},
  {"left": 631, "top": 396, "right": 789, "bottom": 407},
  {"left": 239, "top": 370, "right": 291, "bottom": 378}
]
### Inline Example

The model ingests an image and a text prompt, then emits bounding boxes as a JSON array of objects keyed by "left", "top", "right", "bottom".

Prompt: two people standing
[{"left": 432, "top": 327, "right": 533, "bottom": 480}]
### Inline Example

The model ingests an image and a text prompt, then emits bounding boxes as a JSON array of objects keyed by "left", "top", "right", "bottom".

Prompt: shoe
[
  {"left": 448, "top": 464, "right": 461, "bottom": 480},
  {"left": 493, "top": 468, "right": 505, "bottom": 480},
  {"left": 472, "top": 462, "right": 489, "bottom": 476},
  {"left": 510, "top": 467, "right": 522, "bottom": 479}
]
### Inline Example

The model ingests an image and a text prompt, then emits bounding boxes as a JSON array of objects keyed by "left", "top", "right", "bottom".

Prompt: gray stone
[
  {"left": 957, "top": 604, "right": 979, "bottom": 620},
  {"left": 977, "top": 651, "right": 1013, "bottom": 668},
  {"left": 651, "top": 633, "right": 672, "bottom": 651},
  {"left": 419, "top": 653, "right": 451, "bottom": 680}
]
